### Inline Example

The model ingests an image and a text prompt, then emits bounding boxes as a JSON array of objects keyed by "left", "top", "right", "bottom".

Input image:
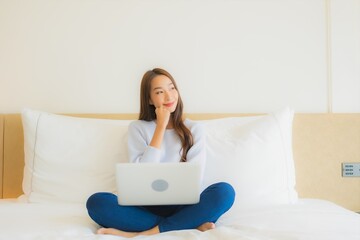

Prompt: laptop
[{"left": 115, "top": 162, "right": 202, "bottom": 206}]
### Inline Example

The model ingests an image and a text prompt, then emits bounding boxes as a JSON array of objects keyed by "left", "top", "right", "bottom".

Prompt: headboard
[{"left": 1, "top": 113, "right": 359, "bottom": 212}]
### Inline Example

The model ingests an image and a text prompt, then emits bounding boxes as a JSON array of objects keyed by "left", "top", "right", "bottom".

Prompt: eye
[{"left": 155, "top": 91, "right": 163, "bottom": 95}]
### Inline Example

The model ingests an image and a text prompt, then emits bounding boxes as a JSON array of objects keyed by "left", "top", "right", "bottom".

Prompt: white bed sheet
[{"left": 0, "top": 198, "right": 359, "bottom": 240}]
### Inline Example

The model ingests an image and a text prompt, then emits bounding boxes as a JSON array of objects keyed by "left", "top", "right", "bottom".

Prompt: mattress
[{"left": 0, "top": 198, "right": 359, "bottom": 240}]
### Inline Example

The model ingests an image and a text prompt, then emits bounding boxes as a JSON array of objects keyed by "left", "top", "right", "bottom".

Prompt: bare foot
[
  {"left": 97, "top": 226, "right": 160, "bottom": 238},
  {"left": 97, "top": 228, "right": 138, "bottom": 238},
  {"left": 197, "top": 222, "right": 215, "bottom": 232}
]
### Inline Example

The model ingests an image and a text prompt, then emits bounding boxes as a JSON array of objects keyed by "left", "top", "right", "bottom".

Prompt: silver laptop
[{"left": 116, "top": 162, "right": 202, "bottom": 206}]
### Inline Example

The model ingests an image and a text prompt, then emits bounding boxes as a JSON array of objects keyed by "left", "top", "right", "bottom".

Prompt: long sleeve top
[{"left": 127, "top": 119, "right": 206, "bottom": 179}]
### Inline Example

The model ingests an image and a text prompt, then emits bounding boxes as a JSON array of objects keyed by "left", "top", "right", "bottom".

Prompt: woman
[{"left": 86, "top": 68, "right": 235, "bottom": 238}]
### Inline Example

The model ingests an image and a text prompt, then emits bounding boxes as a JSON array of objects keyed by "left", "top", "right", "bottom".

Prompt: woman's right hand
[{"left": 155, "top": 105, "right": 171, "bottom": 129}]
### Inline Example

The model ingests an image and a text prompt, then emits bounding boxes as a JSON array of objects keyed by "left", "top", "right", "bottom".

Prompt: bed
[{"left": 0, "top": 108, "right": 359, "bottom": 240}]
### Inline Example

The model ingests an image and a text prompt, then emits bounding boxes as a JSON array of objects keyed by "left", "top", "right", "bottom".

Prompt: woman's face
[{"left": 149, "top": 74, "right": 179, "bottom": 113}]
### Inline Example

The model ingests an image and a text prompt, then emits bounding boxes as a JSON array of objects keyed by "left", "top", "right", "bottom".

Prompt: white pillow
[
  {"left": 21, "top": 108, "right": 297, "bottom": 208},
  {"left": 202, "top": 108, "right": 298, "bottom": 210},
  {"left": 22, "top": 109, "right": 132, "bottom": 203}
]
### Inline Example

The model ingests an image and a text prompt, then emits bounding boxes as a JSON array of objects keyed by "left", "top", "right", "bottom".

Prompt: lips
[{"left": 164, "top": 102, "right": 175, "bottom": 108}]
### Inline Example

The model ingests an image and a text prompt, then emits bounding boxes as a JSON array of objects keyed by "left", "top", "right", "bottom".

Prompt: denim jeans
[{"left": 86, "top": 182, "right": 235, "bottom": 232}]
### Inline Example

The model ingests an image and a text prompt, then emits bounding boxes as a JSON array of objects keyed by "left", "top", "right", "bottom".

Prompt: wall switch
[{"left": 342, "top": 163, "right": 360, "bottom": 177}]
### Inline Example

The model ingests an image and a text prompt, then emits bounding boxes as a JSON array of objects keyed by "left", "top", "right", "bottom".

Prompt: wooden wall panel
[
  {"left": 293, "top": 114, "right": 360, "bottom": 211},
  {"left": 0, "top": 115, "right": 4, "bottom": 198},
  {"left": 3, "top": 115, "right": 24, "bottom": 198}
]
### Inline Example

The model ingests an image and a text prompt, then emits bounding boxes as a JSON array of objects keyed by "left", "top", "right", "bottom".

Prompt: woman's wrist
[{"left": 149, "top": 125, "right": 166, "bottom": 149}]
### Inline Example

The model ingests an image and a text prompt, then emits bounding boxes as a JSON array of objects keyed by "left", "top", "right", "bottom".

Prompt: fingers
[{"left": 155, "top": 105, "right": 171, "bottom": 127}]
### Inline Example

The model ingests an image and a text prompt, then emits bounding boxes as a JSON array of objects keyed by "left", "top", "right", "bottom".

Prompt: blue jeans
[{"left": 86, "top": 182, "right": 235, "bottom": 233}]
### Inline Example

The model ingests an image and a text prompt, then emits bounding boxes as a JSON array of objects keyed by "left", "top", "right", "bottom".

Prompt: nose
[{"left": 165, "top": 91, "right": 172, "bottom": 101}]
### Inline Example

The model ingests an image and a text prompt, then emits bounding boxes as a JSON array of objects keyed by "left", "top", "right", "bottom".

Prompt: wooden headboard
[{"left": 1, "top": 113, "right": 359, "bottom": 212}]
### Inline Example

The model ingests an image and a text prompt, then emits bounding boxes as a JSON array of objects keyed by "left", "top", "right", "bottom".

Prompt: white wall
[
  {"left": 331, "top": 0, "right": 360, "bottom": 112},
  {"left": 0, "top": 0, "right": 359, "bottom": 114}
]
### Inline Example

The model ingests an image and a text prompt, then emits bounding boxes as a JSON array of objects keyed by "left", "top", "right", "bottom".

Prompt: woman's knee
[
  {"left": 86, "top": 192, "right": 118, "bottom": 227},
  {"left": 205, "top": 182, "right": 236, "bottom": 207},
  {"left": 86, "top": 192, "right": 116, "bottom": 211},
  {"left": 218, "top": 182, "right": 235, "bottom": 196}
]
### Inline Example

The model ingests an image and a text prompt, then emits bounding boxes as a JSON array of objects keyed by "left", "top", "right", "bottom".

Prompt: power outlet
[{"left": 342, "top": 163, "right": 360, "bottom": 177}]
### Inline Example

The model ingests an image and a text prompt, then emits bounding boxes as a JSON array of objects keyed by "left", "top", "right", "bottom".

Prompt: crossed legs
[{"left": 86, "top": 182, "right": 235, "bottom": 238}]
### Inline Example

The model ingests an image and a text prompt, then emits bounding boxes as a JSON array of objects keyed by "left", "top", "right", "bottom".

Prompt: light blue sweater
[{"left": 127, "top": 119, "right": 206, "bottom": 176}]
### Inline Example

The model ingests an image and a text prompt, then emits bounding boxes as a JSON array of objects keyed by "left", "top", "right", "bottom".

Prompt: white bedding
[
  {"left": 5, "top": 110, "right": 359, "bottom": 239},
  {"left": 0, "top": 198, "right": 359, "bottom": 240}
]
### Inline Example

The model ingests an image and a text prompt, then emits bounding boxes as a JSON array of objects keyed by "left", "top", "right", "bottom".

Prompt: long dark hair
[{"left": 139, "top": 68, "right": 193, "bottom": 162}]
